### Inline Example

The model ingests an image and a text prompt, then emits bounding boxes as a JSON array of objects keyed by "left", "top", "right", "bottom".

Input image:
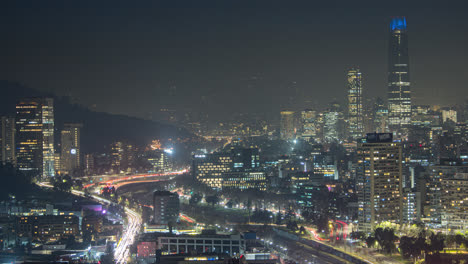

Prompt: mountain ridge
[{"left": 0, "top": 80, "right": 195, "bottom": 153}]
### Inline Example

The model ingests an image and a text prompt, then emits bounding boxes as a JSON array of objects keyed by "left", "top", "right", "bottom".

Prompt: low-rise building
[{"left": 16, "top": 215, "right": 79, "bottom": 243}]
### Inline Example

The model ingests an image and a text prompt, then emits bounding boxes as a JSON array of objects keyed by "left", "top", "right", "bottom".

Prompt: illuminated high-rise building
[
  {"left": 387, "top": 17, "right": 411, "bottom": 133},
  {"left": 1, "top": 116, "right": 16, "bottom": 165},
  {"left": 357, "top": 133, "right": 403, "bottom": 232},
  {"left": 301, "top": 109, "right": 317, "bottom": 142},
  {"left": 42, "top": 98, "right": 55, "bottom": 177},
  {"left": 323, "top": 111, "right": 339, "bottom": 143},
  {"left": 60, "top": 123, "right": 82, "bottom": 175},
  {"left": 280, "top": 111, "right": 296, "bottom": 141},
  {"left": 15, "top": 98, "right": 55, "bottom": 177},
  {"left": 347, "top": 68, "right": 363, "bottom": 140},
  {"left": 110, "top": 141, "right": 124, "bottom": 173},
  {"left": 427, "top": 163, "right": 468, "bottom": 230}
]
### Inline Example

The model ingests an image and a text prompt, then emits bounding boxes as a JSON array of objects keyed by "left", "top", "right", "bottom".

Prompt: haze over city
[
  {"left": 2, "top": 1, "right": 468, "bottom": 120},
  {"left": 1, "top": 1, "right": 468, "bottom": 264}
]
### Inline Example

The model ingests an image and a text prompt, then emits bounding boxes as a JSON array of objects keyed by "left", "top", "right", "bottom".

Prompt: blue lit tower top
[{"left": 390, "top": 16, "right": 407, "bottom": 31}]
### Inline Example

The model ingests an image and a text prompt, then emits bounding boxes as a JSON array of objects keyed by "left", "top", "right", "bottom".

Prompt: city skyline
[
  {"left": 1, "top": 2, "right": 468, "bottom": 120},
  {"left": 3, "top": 3, "right": 468, "bottom": 263}
]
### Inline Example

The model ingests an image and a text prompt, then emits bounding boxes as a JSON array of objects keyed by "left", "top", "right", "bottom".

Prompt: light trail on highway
[
  {"left": 38, "top": 182, "right": 142, "bottom": 264},
  {"left": 83, "top": 169, "right": 188, "bottom": 189}
]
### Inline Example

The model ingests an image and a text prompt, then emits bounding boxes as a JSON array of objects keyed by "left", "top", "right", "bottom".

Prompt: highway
[
  {"left": 38, "top": 182, "right": 142, "bottom": 264},
  {"left": 83, "top": 169, "right": 188, "bottom": 189}
]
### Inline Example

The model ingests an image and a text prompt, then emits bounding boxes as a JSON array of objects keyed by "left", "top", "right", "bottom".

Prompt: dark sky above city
[{"left": 1, "top": 1, "right": 468, "bottom": 120}]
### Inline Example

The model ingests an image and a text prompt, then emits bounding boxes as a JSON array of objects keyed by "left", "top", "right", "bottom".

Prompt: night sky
[{"left": 1, "top": 1, "right": 468, "bottom": 120}]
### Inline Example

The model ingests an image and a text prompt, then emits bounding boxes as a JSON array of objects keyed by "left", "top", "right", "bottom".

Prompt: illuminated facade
[
  {"left": 54, "top": 153, "right": 61, "bottom": 173},
  {"left": 387, "top": 17, "right": 411, "bottom": 133},
  {"left": 110, "top": 141, "right": 124, "bottom": 172},
  {"left": 314, "top": 164, "right": 338, "bottom": 181},
  {"left": 441, "top": 109, "right": 457, "bottom": 123},
  {"left": 301, "top": 109, "right": 317, "bottom": 142},
  {"left": 347, "top": 68, "right": 363, "bottom": 140},
  {"left": 16, "top": 215, "right": 79, "bottom": 243},
  {"left": 60, "top": 123, "right": 82, "bottom": 175},
  {"left": 157, "top": 233, "right": 244, "bottom": 256},
  {"left": 15, "top": 98, "right": 55, "bottom": 177},
  {"left": 41, "top": 98, "right": 55, "bottom": 177},
  {"left": 148, "top": 149, "right": 171, "bottom": 173},
  {"left": 427, "top": 164, "right": 468, "bottom": 230},
  {"left": 192, "top": 148, "right": 263, "bottom": 190},
  {"left": 402, "top": 188, "right": 421, "bottom": 223},
  {"left": 290, "top": 172, "right": 312, "bottom": 193},
  {"left": 357, "top": 133, "right": 403, "bottom": 232},
  {"left": 1, "top": 116, "right": 15, "bottom": 165},
  {"left": 192, "top": 153, "right": 233, "bottom": 189},
  {"left": 222, "top": 171, "right": 266, "bottom": 191},
  {"left": 323, "top": 111, "right": 339, "bottom": 143},
  {"left": 280, "top": 111, "right": 296, "bottom": 141}
]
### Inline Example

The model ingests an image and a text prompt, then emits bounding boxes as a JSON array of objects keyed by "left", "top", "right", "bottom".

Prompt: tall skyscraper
[
  {"left": 280, "top": 111, "right": 296, "bottom": 141},
  {"left": 357, "top": 133, "right": 403, "bottom": 232},
  {"left": 1, "top": 116, "right": 16, "bottom": 165},
  {"left": 387, "top": 17, "right": 411, "bottom": 133},
  {"left": 41, "top": 98, "right": 55, "bottom": 177},
  {"left": 110, "top": 141, "right": 124, "bottom": 173},
  {"left": 347, "top": 68, "right": 363, "bottom": 140},
  {"left": 60, "top": 123, "right": 82, "bottom": 175},
  {"left": 15, "top": 98, "right": 55, "bottom": 177}
]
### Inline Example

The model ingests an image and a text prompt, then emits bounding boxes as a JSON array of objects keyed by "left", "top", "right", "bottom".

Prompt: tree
[
  {"left": 399, "top": 236, "right": 413, "bottom": 258},
  {"left": 445, "top": 234, "right": 456, "bottom": 248},
  {"left": 374, "top": 227, "right": 397, "bottom": 254},
  {"left": 205, "top": 195, "right": 219, "bottom": 207},
  {"left": 350, "top": 231, "right": 366, "bottom": 241},
  {"left": 366, "top": 236, "right": 376, "bottom": 248},
  {"left": 286, "top": 221, "right": 298, "bottom": 231},
  {"left": 276, "top": 212, "right": 283, "bottom": 225},
  {"left": 299, "top": 226, "right": 306, "bottom": 235},
  {"left": 428, "top": 232, "right": 444, "bottom": 254},
  {"left": 189, "top": 193, "right": 202, "bottom": 206},
  {"left": 314, "top": 214, "right": 329, "bottom": 234},
  {"left": 52, "top": 175, "right": 73, "bottom": 192},
  {"left": 455, "top": 233, "right": 464, "bottom": 249}
]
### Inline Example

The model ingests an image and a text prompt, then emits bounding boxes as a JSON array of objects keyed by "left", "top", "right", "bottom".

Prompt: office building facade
[
  {"left": 157, "top": 233, "right": 244, "bottom": 256},
  {"left": 347, "top": 68, "right": 363, "bottom": 140},
  {"left": 280, "top": 111, "right": 296, "bottom": 141},
  {"left": 153, "top": 191, "right": 180, "bottom": 226},
  {"left": 427, "top": 164, "right": 468, "bottom": 230},
  {"left": 192, "top": 148, "right": 262, "bottom": 190},
  {"left": 60, "top": 123, "right": 82, "bottom": 175},
  {"left": 301, "top": 109, "right": 317, "bottom": 142},
  {"left": 387, "top": 17, "right": 411, "bottom": 133},
  {"left": 1, "top": 116, "right": 15, "bottom": 165},
  {"left": 357, "top": 133, "right": 403, "bottom": 232},
  {"left": 15, "top": 98, "right": 55, "bottom": 177}
]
